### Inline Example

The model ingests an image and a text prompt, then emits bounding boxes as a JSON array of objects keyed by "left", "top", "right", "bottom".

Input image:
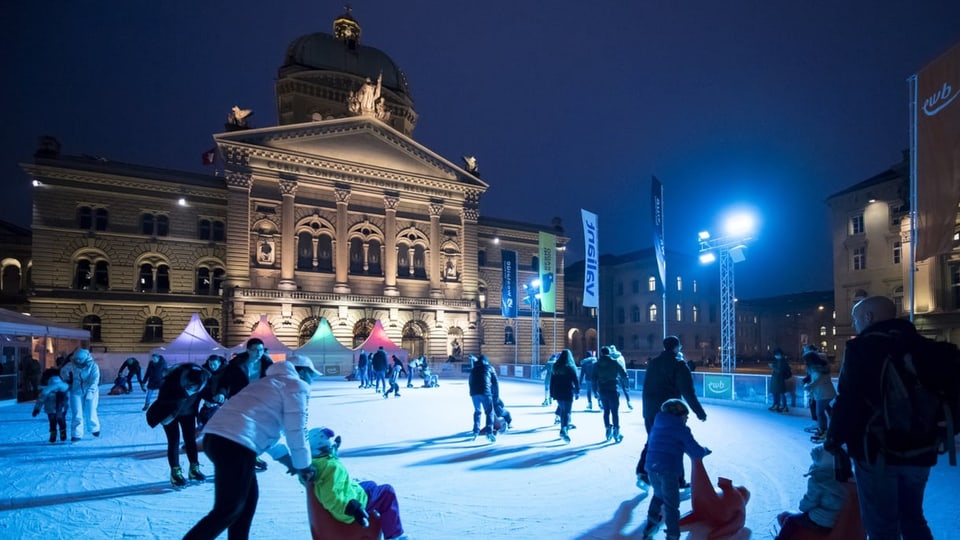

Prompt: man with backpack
[{"left": 825, "top": 295, "right": 939, "bottom": 539}]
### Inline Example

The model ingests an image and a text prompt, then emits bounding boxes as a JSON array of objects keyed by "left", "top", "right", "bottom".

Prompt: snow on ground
[{"left": 1, "top": 376, "right": 959, "bottom": 540}]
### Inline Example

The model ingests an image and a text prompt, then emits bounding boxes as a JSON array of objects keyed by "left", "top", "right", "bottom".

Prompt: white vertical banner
[{"left": 581, "top": 209, "right": 599, "bottom": 308}]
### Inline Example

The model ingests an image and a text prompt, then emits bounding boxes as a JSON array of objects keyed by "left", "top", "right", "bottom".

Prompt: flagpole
[{"left": 908, "top": 73, "right": 918, "bottom": 323}]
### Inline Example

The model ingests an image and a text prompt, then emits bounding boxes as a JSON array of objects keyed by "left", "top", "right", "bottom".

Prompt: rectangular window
[
  {"left": 851, "top": 214, "right": 864, "bottom": 235},
  {"left": 676, "top": 276, "right": 682, "bottom": 291},
  {"left": 893, "top": 241, "right": 901, "bottom": 264},
  {"left": 853, "top": 247, "right": 866, "bottom": 270}
]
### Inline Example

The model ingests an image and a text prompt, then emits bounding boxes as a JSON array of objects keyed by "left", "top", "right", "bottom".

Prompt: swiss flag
[{"left": 201, "top": 147, "right": 217, "bottom": 166}]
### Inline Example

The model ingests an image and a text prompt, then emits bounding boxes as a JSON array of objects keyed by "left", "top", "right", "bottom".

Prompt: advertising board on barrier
[{"left": 704, "top": 373, "right": 733, "bottom": 400}]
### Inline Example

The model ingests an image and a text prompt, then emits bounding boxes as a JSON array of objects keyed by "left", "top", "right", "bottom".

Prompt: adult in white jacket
[
  {"left": 59, "top": 349, "right": 100, "bottom": 441},
  {"left": 184, "top": 360, "right": 315, "bottom": 540}
]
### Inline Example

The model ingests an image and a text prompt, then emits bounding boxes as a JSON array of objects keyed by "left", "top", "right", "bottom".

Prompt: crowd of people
[{"left": 24, "top": 293, "right": 947, "bottom": 539}]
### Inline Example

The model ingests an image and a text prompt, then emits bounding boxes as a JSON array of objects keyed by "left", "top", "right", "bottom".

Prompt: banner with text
[
  {"left": 652, "top": 176, "right": 666, "bottom": 287},
  {"left": 581, "top": 209, "right": 599, "bottom": 308},
  {"left": 915, "top": 41, "right": 960, "bottom": 260},
  {"left": 501, "top": 249, "right": 517, "bottom": 318},
  {"left": 538, "top": 232, "right": 557, "bottom": 313}
]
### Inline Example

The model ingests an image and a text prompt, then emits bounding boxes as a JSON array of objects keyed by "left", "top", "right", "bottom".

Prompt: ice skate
[
  {"left": 640, "top": 513, "right": 663, "bottom": 539},
  {"left": 678, "top": 480, "right": 691, "bottom": 501},
  {"left": 486, "top": 432, "right": 496, "bottom": 443},
  {"left": 188, "top": 463, "right": 206, "bottom": 482},
  {"left": 559, "top": 427, "right": 570, "bottom": 443},
  {"left": 554, "top": 414, "right": 561, "bottom": 425},
  {"left": 170, "top": 466, "right": 187, "bottom": 488},
  {"left": 586, "top": 402, "right": 593, "bottom": 411},
  {"left": 613, "top": 427, "right": 623, "bottom": 443},
  {"left": 49, "top": 430, "right": 57, "bottom": 444},
  {"left": 604, "top": 426, "right": 612, "bottom": 442},
  {"left": 636, "top": 473, "right": 650, "bottom": 493},
  {"left": 470, "top": 432, "right": 478, "bottom": 441},
  {"left": 59, "top": 428, "right": 67, "bottom": 442}
]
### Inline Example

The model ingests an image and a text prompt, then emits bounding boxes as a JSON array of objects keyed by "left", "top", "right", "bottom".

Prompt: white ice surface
[{"left": 1, "top": 377, "right": 958, "bottom": 539}]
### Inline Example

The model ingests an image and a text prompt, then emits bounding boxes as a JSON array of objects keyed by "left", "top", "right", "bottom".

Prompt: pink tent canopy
[
  {"left": 231, "top": 315, "right": 294, "bottom": 361},
  {"left": 353, "top": 320, "right": 407, "bottom": 361}
]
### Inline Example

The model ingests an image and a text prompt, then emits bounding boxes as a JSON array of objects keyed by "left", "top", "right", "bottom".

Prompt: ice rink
[{"left": 2, "top": 375, "right": 959, "bottom": 539}]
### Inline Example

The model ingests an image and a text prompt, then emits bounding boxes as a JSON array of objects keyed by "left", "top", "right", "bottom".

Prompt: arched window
[
  {"left": 692, "top": 305, "right": 699, "bottom": 323},
  {"left": 297, "top": 231, "right": 314, "bottom": 270},
  {"left": 367, "top": 239, "right": 382, "bottom": 275},
  {"left": 676, "top": 303, "right": 683, "bottom": 322},
  {"left": 203, "top": 318, "right": 220, "bottom": 341},
  {"left": 412, "top": 245, "right": 426, "bottom": 278},
  {"left": 75, "top": 259, "right": 109, "bottom": 290},
  {"left": 317, "top": 235, "right": 332, "bottom": 272},
  {"left": 819, "top": 325, "right": 827, "bottom": 337},
  {"left": 195, "top": 266, "right": 225, "bottom": 295},
  {"left": 349, "top": 238, "right": 364, "bottom": 274},
  {"left": 632, "top": 334, "right": 640, "bottom": 349},
  {"left": 2, "top": 264, "right": 21, "bottom": 295},
  {"left": 648, "top": 276, "right": 656, "bottom": 291},
  {"left": 676, "top": 276, "right": 683, "bottom": 291},
  {"left": 82, "top": 315, "right": 102, "bottom": 342},
  {"left": 504, "top": 325, "right": 515, "bottom": 345},
  {"left": 648, "top": 303, "right": 658, "bottom": 322},
  {"left": 138, "top": 263, "right": 170, "bottom": 293},
  {"left": 631, "top": 305, "right": 640, "bottom": 322},
  {"left": 142, "top": 316, "right": 163, "bottom": 342}
]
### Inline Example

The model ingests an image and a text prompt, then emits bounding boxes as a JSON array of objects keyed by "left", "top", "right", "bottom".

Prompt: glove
[
  {"left": 703, "top": 447, "right": 712, "bottom": 457},
  {"left": 697, "top": 413, "right": 707, "bottom": 422},
  {"left": 345, "top": 498, "right": 370, "bottom": 528},
  {"left": 296, "top": 467, "right": 315, "bottom": 486},
  {"left": 32, "top": 405, "right": 40, "bottom": 417},
  {"left": 574, "top": 393, "right": 580, "bottom": 400}
]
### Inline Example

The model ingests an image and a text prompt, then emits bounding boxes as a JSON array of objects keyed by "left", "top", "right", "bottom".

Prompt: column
[
  {"left": 460, "top": 205, "right": 479, "bottom": 302},
  {"left": 334, "top": 188, "right": 351, "bottom": 293},
  {"left": 278, "top": 178, "right": 298, "bottom": 291},
  {"left": 223, "top": 171, "right": 252, "bottom": 288},
  {"left": 428, "top": 201, "right": 443, "bottom": 298},
  {"left": 383, "top": 194, "right": 399, "bottom": 296}
]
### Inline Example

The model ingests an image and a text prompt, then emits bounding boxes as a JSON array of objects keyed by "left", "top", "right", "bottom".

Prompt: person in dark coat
[
  {"left": 141, "top": 353, "right": 168, "bottom": 411},
  {"left": 356, "top": 350, "right": 370, "bottom": 389},
  {"left": 383, "top": 355, "right": 406, "bottom": 398},
  {"left": 550, "top": 349, "right": 580, "bottom": 443},
  {"left": 468, "top": 354, "right": 499, "bottom": 442},
  {"left": 579, "top": 351, "right": 598, "bottom": 410},
  {"left": 197, "top": 354, "right": 228, "bottom": 433},
  {"left": 636, "top": 336, "right": 707, "bottom": 490},
  {"left": 371, "top": 347, "right": 389, "bottom": 393},
  {"left": 32, "top": 369, "right": 69, "bottom": 443},
  {"left": 825, "top": 295, "right": 936, "bottom": 539},
  {"left": 146, "top": 363, "right": 210, "bottom": 487},
  {"left": 117, "top": 357, "right": 143, "bottom": 393},
  {"left": 215, "top": 338, "right": 273, "bottom": 402},
  {"left": 768, "top": 348, "right": 791, "bottom": 412},
  {"left": 595, "top": 346, "right": 628, "bottom": 443}
]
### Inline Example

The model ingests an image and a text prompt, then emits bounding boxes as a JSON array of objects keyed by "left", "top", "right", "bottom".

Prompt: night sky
[{"left": 5, "top": 2, "right": 960, "bottom": 299}]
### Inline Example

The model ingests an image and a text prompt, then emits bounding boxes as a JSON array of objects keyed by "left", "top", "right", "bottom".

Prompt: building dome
[{"left": 275, "top": 9, "right": 417, "bottom": 135}]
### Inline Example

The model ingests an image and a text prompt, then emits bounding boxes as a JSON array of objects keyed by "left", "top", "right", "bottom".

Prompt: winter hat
[
  {"left": 308, "top": 427, "right": 338, "bottom": 455},
  {"left": 73, "top": 349, "right": 93, "bottom": 366},
  {"left": 662, "top": 336, "right": 680, "bottom": 351},
  {"left": 599, "top": 346, "right": 611, "bottom": 356},
  {"left": 41, "top": 375, "right": 68, "bottom": 394},
  {"left": 660, "top": 398, "right": 690, "bottom": 417},
  {"left": 288, "top": 354, "right": 321, "bottom": 377}
]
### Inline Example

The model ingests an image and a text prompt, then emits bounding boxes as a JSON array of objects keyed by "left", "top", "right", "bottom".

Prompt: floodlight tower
[{"left": 698, "top": 214, "right": 754, "bottom": 373}]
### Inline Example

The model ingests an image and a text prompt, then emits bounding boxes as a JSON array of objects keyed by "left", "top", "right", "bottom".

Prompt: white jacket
[
  {"left": 202, "top": 361, "right": 311, "bottom": 469},
  {"left": 60, "top": 361, "right": 100, "bottom": 395}
]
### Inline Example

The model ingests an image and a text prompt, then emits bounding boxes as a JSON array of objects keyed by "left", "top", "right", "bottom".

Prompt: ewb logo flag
[
  {"left": 581, "top": 210, "right": 599, "bottom": 308},
  {"left": 652, "top": 176, "right": 667, "bottom": 286},
  {"left": 538, "top": 232, "right": 557, "bottom": 313},
  {"left": 501, "top": 250, "right": 517, "bottom": 318},
  {"left": 915, "top": 42, "right": 960, "bottom": 260}
]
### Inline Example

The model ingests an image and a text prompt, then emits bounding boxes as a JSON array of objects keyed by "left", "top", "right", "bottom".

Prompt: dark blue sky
[{"left": 5, "top": 2, "right": 960, "bottom": 299}]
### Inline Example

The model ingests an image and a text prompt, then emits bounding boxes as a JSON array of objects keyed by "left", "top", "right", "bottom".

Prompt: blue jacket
[{"left": 644, "top": 412, "right": 710, "bottom": 476}]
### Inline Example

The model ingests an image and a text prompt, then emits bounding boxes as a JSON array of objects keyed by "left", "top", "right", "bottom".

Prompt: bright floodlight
[
  {"left": 698, "top": 231, "right": 711, "bottom": 241},
  {"left": 699, "top": 252, "right": 716, "bottom": 264},
  {"left": 723, "top": 213, "right": 755, "bottom": 237}
]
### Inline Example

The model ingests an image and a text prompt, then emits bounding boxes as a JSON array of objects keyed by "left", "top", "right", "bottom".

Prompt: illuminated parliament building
[{"left": 21, "top": 10, "right": 566, "bottom": 369}]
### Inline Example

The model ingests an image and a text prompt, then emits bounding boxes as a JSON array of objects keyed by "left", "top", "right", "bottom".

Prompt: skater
[
  {"left": 356, "top": 350, "right": 370, "bottom": 389},
  {"left": 383, "top": 355, "right": 405, "bottom": 398},
  {"left": 117, "top": 356, "right": 143, "bottom": 393},
  {"left": 636, "top": 336, "right": 707, "bottom": 492},
  {"left": 775, "top": 445, "right": 848, "bottom": 539},
  {"left": 371, "top": 347, "right": 389, "bottom": 393},
  {"left": 146, "top": 362, "right": 211, "bottom": 487},
  {"left": 216, "top": 338, "right": 273, "bottom": 401},
  {"left": 183, "top": 360, "right": 316, "bottom": 540},
  {"left": 468, "top": 354, "right": 499, "bottom": 442},
  {"left": 405, "top": 356, "right": 417, "bottom": 388},
  {"left": 640, "top": 399, "right": 711, "bottom": 540},
  {"left": 289, "top": 427, "right": 408, "bottom": 540},
  {"left": 609, "top": 345, "right": 634, "bottom": 410},
  {"left": 579, "top": 350, "right": 597, "bottom": 410},
  {"left": 768, "top": 348, "right": 791, "bottom": 413},
  {"left": 197, "top": 354, "right": 228, "bottom": 434},
  {"left": 595, "top": 346, "right": 627, "bottom": 443},
  {"left": 60, "top": 349, "right": 101, "bottom": 441},
  {"left": 550, "top": 349, "right": 580, "bottom": 443},
  {"left": 141, "top": 353, "right": 168, "bottom": 411},
  {"left": 32, "top": 369, "right": 69, "bottom": 443},
  {"left": 802, "top": 347, "right": 835, "bottom": 444}
]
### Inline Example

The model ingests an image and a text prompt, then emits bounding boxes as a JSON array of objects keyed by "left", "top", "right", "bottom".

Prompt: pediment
[{"left": 216, "top": 118, "right": 485, "bottom": 189}]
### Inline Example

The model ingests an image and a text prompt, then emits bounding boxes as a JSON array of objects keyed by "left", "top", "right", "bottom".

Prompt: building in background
[
  {"left": 19, "top": 9, "right": 564, "bottom": 370},
  {"left": 735, "top": 290, "right": 836, "bottom": 364},
  {"left": 0, "top": 220, "right": 31, "bottom": 313},
  {"left": 827, "top": 151, "right": 960, "bottom": 356},
  {"left": 565, "top": 249, "right": 720, "bottom": 367}
]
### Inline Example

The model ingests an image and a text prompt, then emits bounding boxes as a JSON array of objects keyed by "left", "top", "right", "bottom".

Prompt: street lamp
[
  {"left": 524, "top": 279, "right": 541, "bottom": 366},
  {"left": 698, "top": 213, "right": 755, "bottom": 373}
]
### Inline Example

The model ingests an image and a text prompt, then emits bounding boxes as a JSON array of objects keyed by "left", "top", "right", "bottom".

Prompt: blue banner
[
  {"left": 581, "top": 209, "right": 599, "bottom": 308},
  {"left": 652, "top": 176, "right": 666, "bottom": 287},
  {"left": 501, "top": 250, "right": 517, "bottom": 318}
]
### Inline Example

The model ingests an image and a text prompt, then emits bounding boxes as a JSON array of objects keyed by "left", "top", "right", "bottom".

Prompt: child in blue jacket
[{"left": 641, "top": 399, "right": 711, "bottom": 540}]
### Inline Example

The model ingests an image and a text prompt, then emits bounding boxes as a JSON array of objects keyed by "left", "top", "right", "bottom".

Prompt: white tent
[
  {"left": 151, "top": 313, "right": 227, "bottom": 365},
  {"left": 230, "top": 315, "right": 294, "bottom": 361},
  {"left": 293, "top": 317, "right": 355, "bottom": 376}
]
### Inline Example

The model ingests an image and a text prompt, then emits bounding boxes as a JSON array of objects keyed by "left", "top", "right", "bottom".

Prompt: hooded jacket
[
  {"left": 202, "top": 361, "right": 312, "bottom": 469},
  {"left": 799, "top": 445, "right": 847, "bottom": 528}
]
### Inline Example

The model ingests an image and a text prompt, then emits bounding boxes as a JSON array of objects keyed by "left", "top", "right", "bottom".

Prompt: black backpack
[{"left": 864, "top": 333, "right": 960, "bottom": 465}]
